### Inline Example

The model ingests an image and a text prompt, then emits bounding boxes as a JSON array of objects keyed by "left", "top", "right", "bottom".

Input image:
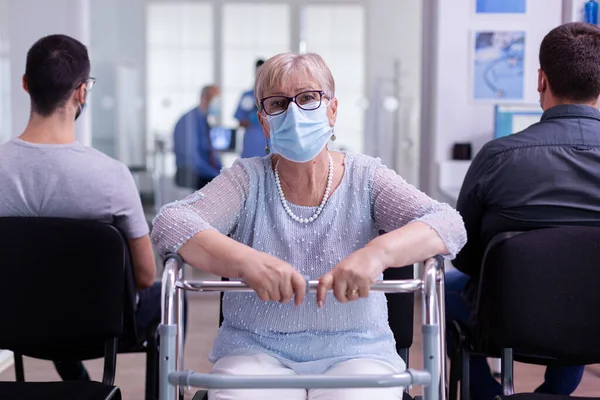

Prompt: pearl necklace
[{"left": 274, "top": 153, "right": 333, "bottom": 224}]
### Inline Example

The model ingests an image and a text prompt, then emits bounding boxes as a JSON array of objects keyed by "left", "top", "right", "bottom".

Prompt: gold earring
[
  {"left": 265, "top": 144, "right": 270, "bottom": 155},
  {"left": 331, "top": 129, "right": 336, "bottom": 142}
]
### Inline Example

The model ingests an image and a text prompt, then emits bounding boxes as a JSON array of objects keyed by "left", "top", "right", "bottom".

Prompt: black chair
[
  {"left": 0, "top": 217, "right": 159, "bottom": 400},
  {"left": 193, "top": 264, "right": 416, "bottom": 400},
  {"left": 448, "top": 227, "right": 600, "bottom": 400}
]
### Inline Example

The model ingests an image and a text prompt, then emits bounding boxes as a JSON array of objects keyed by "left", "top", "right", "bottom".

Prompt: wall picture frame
[{"left": 476, "top": 0, "right": 527, "bottom": 14}]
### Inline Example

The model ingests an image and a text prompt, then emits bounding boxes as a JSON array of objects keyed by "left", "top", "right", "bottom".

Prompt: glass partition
[
  {"left": 0, "top": 0, "right": 10, "bottom": 144},
  {"left": 222, "top": 3, "right": 290, "bottom": 129},
  {"left": 146, "top": 2, "right": 214, "bottom": 141},
  {"left": 304, "top": 4, "right": 366, "bottom": 154}
]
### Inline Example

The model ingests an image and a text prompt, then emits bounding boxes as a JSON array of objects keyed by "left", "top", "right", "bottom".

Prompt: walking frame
[{"left": 159, "top": 254, "right": 448, "bottom": 400}]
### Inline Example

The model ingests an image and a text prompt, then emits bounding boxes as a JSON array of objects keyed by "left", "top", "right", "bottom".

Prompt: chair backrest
[
  {"left": 383, "top": 265, "right": 415, "bottom": 355},
  {"left": 0, "top": 217, "right": 129, "bottom": 361},
  {"left": 477, "top": 227, "right": 600, "bottom": 364}
]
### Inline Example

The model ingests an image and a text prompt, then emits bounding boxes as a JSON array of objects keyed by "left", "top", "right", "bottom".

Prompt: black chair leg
[
  {"left": 501, "top": 348, "right": 515, "bottom": 396},
  {"left": 13, "top": 353, "right": 25, "bottom": 382},
  {"left": 449, "top": 345, "right": 460, "bottom": 400},
  {"left": 460, "top": 347, "right": 470, "bottom": 400},
  {"left": 192, "top": 390, "right": 208, "bottom": 400},
  {"left": 107, "top": 387, "right": 123, "bottom": 400},
  {"left": 102, "top": 337, "right": 119, "bottom": 386},
  {"left": 449, "top": 321, "right": 471, "bottom": 400},
  {"left": 146, "top": 327, "right": 160, "bottom": 400}
]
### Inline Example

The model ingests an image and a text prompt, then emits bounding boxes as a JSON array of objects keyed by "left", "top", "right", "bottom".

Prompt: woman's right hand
[
  {"left": 177, "top": 230, "right": 306, "bottom": 305},
  {"left": 237, "top": 251, "right": 306, "bottom": 306}
]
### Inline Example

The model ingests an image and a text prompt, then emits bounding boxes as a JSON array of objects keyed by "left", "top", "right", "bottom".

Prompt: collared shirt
[
  {"left": 234, "top": 89, "right": 265, "bottom": 158},
  {"left": 173, "top": 108, "right": 222, "bottom": 180},
  {"left": 454, "top": 104, "right": 600, "bottom": 277}
]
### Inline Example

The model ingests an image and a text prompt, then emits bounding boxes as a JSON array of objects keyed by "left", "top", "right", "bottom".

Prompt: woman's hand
[
  {"left": 238, "top": 250, "right": 307, "bottom": 306},
  {"left": 316, "top": 246, "right": 387, "bottom": 307}
]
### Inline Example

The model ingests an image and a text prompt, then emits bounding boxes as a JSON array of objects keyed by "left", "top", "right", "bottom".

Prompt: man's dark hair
[
  {"left": 540, "top": 22, "right": 600, "bottom": 102},
  {"left": 25, "top": 34, "right": 90, "bottom": 116},
  {"left": 256, "top": 59, "right": 265, "bottom": 69}
]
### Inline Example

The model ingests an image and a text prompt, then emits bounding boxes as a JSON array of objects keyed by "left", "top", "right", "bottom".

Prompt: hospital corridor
[{"left": 1, "top": 1, "right": 600, "bottom": 400}]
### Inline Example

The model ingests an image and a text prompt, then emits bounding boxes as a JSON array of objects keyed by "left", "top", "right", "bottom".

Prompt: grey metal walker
[{"left": 158, "top": 254, "right": 448, "bottom": 400}]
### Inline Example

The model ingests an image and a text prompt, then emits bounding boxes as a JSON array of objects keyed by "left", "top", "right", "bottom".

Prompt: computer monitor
[
  {"left": 494, "top": 104, "right": 543, "bottom": 139},
  {"left": 210, "top": 126, "right": 237, "bottom": 152}
]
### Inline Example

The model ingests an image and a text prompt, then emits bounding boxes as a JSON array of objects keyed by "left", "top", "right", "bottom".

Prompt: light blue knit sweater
[{"left": 152, "top": 152, "right": 466, "bottom": 374}]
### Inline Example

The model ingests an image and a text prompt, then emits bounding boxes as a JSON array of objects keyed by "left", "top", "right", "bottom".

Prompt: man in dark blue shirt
[
  {"left": 448, "top": 22, "right": 600, "bottom": 400},
  {"left": 173, "top": 85, "right": 222, "bottom": 190}
]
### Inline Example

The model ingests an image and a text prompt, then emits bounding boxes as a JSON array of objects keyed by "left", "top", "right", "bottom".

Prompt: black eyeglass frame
[{"left": 259, "top": 90, "right": 326, "bottom": 116}]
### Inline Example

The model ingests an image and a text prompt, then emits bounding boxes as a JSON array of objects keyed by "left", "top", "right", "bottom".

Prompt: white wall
[
  {"left": 90, "top": 0, "right": 146, "bottom": 166},
  {"left": 425, "top": 0, "right": 562, "bottom": 197},
  {"left": 7, "top": 0, "right": 91, "bottom": 144},
  {"left": 365, "top": 0, "right": 422, "bottom": 185},
  {"left": 564, "top": 0, "right": 589, "bottom": 22},
  {"left": 0, "top": 0, "right": 10, "bottom": 144}
]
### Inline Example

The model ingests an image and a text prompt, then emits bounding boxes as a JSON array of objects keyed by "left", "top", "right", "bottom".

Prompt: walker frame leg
[{"left": 158, "top": 255, "right": 446, "bottom": 399}]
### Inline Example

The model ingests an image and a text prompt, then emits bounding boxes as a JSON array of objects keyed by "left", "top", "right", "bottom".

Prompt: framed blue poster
[
  {"left": 472, "top": 31, "right": 526, "bottom": 101},
  {"left": 476, "top": 0, "right": 526, "bottom": 14}
]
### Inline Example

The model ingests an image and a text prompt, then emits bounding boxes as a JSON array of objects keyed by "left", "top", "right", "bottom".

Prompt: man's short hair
[
  {"left": 200, "top": 85, "right": 218, "bottom": 100},
  {"left": 25, "top": 34, "right": 90, "bottom": 116},
  {"left": 540, "top": 22, "right": 600, "bottom": 102}
]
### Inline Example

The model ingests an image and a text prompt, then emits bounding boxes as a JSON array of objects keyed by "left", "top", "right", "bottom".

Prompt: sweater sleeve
[
  {"left": 372, "top": 164, "right": 467, "bottom": 259},
  {"left": 151, "top": 160, "right": 250, "bottom": 255}
]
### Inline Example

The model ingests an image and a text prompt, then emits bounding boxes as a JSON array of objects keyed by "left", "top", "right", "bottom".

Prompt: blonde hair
[{"left": 254, "top": 53, "right": 335, "bottom": 110}]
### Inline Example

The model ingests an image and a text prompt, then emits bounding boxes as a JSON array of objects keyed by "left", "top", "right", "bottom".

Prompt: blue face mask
[
  {"left": 207, "top": 97, "right": 221, "bottom": 124},
  {"left": 266, "top": 102, "right": 332, "bottom": 163},
  {"left": 75, "top": 102, "right": 86, "bottom": 121},
  {"left": 75, "top": 88, "right": 88, "bottom": 121}
]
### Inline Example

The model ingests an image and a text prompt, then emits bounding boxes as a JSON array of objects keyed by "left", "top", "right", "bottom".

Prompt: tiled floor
[{"left": 2, "top": 285, "right": 599, "bottom": 400}]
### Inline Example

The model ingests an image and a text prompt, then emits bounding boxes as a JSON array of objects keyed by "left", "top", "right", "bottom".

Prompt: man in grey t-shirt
[
  {"left": 0, "top": 34, "right": 163, "bottom": 382},
  {"left": 0, "top": 139, "right": 150, "bottom": 241}
]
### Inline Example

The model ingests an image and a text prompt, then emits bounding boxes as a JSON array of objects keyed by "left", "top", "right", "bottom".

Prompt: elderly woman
[{"left": 152, "top": 53, "right": 466, "bottom": 400}]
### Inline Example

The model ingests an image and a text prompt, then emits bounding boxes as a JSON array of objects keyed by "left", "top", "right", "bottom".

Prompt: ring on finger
[{"left": 346, "top": 288, "right": 359, "bottom": 296}]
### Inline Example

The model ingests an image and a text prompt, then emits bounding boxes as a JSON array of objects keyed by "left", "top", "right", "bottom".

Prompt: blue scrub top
[
  {"left": 234, "top": 89, "right": 265, "bottom": 158},
  {"left": 173, "top": 108, "right": 222, "bottom": 180}
]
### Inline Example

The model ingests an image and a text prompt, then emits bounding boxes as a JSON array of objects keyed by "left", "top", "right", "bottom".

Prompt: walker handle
[
  {"left": 177, "top": 279, "right": 423, "bottom": 294},
  {"left": 168, "top": 369, "right": 431, "bottom": 389}
]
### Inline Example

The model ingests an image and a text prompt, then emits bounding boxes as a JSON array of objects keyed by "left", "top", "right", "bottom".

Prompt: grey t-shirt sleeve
[{"left": 111, "top": 164, "right": 150, "bottom": 239}]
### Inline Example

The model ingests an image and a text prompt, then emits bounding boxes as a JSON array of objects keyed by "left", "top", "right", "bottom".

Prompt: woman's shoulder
[
  {"left": 339, "top": 152, "right": 404, "bottom": 193},
  {"left": 226, "top": 155, "right": 273, "bottom": 180},
  {"left": 230, "top": 155, "right": 269, "bottom": 168},
  {"left": 340, "top": 152, "right": 384, "bottom": 174}
]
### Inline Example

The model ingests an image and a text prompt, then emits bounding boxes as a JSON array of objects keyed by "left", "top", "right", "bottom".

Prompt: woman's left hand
[{"left": 316, "top": 246, "right": 387, "bottom": 307}]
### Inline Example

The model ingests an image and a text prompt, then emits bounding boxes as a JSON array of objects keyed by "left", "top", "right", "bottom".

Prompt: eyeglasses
[
  {"left": 84, "top": 77, "right": 96, "bottom": 92},
  {"left": 76, "top": 77, "right": 96, "bottom": 92},
  {"left": 260, "top": 90, "right": 325, "bottom": 116}
]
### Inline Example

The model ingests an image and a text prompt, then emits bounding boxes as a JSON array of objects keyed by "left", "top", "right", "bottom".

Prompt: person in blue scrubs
[
  {"left": 234, "top": 59, "right": 265, "bottom": 158},
  {"left": 173, "top": 85, "right": 222, "bottom": 190}
]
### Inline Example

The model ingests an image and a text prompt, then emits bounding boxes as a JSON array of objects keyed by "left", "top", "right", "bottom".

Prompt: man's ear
[
  {"left": 76, "top": 84, "right": 87, "bottom": 105},
  {"left": 537, "top": 69, "right": 547, "bottom": 93},
  {"left": 22, "top": 75, "right": 29, "bottom": 93}
]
